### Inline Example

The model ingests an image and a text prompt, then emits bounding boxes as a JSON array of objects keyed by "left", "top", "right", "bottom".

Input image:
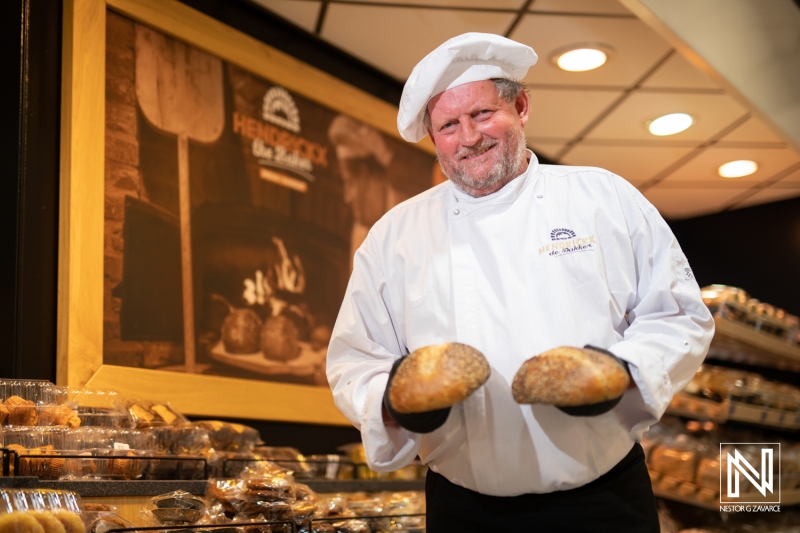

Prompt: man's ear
[{"left": 515, "top": 90, "right": 530, "bottom": 128}]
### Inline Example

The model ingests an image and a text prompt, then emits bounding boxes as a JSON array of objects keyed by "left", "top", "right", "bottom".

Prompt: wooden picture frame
[{"left": 58, "top": 0, "right": 434, "bottom": 425}]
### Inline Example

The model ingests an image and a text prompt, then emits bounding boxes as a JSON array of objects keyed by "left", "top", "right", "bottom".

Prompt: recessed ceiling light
[
  {"left": 719, "top": 160, "right": 757, "bottom": 178},
  {"left": 648, "top": 113, "right": 693, "bottom": 136},
  {"left": 556, "top": 48, "right": 608, "bottom": 72}
]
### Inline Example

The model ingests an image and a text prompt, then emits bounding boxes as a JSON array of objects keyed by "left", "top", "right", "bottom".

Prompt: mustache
[{"left": 456, "top": 140, "right": 497, "bottom": 160}]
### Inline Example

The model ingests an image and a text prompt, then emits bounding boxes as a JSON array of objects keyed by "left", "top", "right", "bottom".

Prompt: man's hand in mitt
[
  {"left": 383, "top": 343, "right": 490, "bottom": 433},
  {"left": 511, "top": 345, "right": 630, "bottom": 416}
]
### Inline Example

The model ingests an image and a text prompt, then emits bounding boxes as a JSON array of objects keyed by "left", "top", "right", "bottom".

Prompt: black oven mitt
[
  {"left": 555, "top": 345, "right": 631, "bottom": 417},
  {"left": 383, "top": 356, "right": 451, "bottom": 434}
]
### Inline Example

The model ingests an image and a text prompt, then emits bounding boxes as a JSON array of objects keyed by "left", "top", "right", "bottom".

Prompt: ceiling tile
[
  {"left": 730, "top": 185, "right": 800, "bottom": 210},
  {"left": 531, "top": 0, "right": 633, "bottom": 16},
  {"left": 529, "top": 141, "right": 567, "bottom": 162},
  {"left": 525, "top": 88, "right": 622, "bottom": 140},
  {"left": 660, "top": 146, "right": 800, "bottom": 183},
  {"left": 640, "top": 53, "right": 719, "bottom": 90},
  {"left": 561, "top": 144, "right": 696, "bottom": 185},
  {"left": 642, "top": 187, "right": 746, "bottom": 220},
  {"left": 252, "top": 0, "right": 321, "bottom": 33},
  {"left": 510, "top": 15, "right": 670, "bottom": 87},
  {"left": 343, "top": 0, "right": 523, "bottom": 8},
  {"left": 586, "top": 92, "right": 748, "bottom": 142},
  {"left": 718, "top": 115, "right": 787, "bottom": 144},
  {"left": 321, "top": 5, "right": 514, "bottom": 80}
]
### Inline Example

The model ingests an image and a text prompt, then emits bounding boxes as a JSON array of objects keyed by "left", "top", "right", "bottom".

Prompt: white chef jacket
[{"left": 327, "top": 151, "right": 714, "bottom": 496}]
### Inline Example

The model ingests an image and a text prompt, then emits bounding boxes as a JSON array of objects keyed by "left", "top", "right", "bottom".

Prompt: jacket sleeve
[
  {"left": 608, "top": 177, "right": 715, "bottom": 438},
  {"left": 326, "top": 233, "right": 421, "bottom": 471}
]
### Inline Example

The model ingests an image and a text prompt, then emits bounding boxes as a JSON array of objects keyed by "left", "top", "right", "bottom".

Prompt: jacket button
[{"left": 453, "top": 209, "right": 460, "bottom": 215}]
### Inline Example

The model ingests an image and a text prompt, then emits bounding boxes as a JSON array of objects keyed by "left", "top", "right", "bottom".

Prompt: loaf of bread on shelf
[
  {"left": 511, "top": 346, "right": 629, "bottom": 406},
  {"left": 388, "top": 343, "right": 490, "bottom": 414}
]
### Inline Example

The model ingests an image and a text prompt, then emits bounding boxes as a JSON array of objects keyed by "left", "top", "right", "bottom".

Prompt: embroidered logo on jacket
[{"left": 540, "top": 227, "right": 597, "bottom": 256}]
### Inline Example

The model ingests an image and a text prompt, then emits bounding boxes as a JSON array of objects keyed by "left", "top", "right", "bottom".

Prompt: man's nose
[{"left": 459, "top": 120, "right": 481, "bottom": 147}]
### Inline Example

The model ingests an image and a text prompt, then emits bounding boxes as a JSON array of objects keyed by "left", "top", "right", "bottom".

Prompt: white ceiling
[{"left": 250, "top": 0, "right": 800, "bottom": 219}]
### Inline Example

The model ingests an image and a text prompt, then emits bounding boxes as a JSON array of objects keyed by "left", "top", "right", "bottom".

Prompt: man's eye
[{"left": 440, "top": 122, "right": 455, "bottom": 130}]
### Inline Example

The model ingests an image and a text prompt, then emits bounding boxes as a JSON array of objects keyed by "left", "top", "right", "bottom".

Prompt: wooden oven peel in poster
[{"left": 104, "top": 11, "right": 434, "bottom": 386}]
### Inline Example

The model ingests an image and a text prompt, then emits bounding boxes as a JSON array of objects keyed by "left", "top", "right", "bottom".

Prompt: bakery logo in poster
[
  {"left": 102, "top": 12, "right": 435, "bottom": 387},
  {"left": 233, "top": 86, "right": 328, "bottom": 194},
  {"left": 719, "top": 443, "right": 781, "bottom": 510},
  {"left": 539, "top": 227, "right": 597, "bottom": 256}
]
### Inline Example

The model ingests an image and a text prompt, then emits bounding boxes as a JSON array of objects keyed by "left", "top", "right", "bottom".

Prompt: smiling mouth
[{"left": 460, "top": 144, "right": 495, "bottom": 161}]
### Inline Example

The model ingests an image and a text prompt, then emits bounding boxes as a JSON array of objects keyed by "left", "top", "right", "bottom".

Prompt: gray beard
[{"left": 438, "top": 126, "right": 528, "bottom": 195}]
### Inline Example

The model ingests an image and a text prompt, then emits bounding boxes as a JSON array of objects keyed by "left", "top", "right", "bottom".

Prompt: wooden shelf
[
  {"left": 654, "top": 486, "right": 800, "bottom": 510},
  {"left": 708, "top": 316, "right": 800, "bottom": 372},
  {"left": 0, "top": 477, "right": 424, "bottom": 497},
  {"left": 667, "top": 393, "right": 800, "bottom": 430}
]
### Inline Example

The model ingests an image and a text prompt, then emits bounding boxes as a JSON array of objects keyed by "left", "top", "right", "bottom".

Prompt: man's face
[{"left": 427, "top": 80, "right": 529, "bottom": 197}]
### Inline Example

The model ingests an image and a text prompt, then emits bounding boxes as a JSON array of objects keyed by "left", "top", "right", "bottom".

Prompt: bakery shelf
[
  {"left": 653, "top": 486, "right": 800, "bottom": 510},
  {"left": 0, "top": 477, "right": 424, "bottom": 496},
  {"left": 708, "top": 316, "right": 800, "bottom": 372},
  {"left": 667, "top": 392, "right": 800, "bottom": 430}
]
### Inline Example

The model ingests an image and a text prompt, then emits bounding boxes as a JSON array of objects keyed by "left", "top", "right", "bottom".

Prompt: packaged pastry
[
  {"left": 68, "top": 389, "right": 133, "bottom": 428},
  {"left": 0, "top": 380, "right": 64, "bottom": 406},
  {"left": 89, "top": 512, "right": 135, "bottom": 533},
  {"left": 649, "top": 435, "right": 699, "bottom": 483},
  {"left": 145, "top": 490, "right": 206, "bottom": 526},
  {"left": 254, "top": 446, "right": 313, "bottom": 478},
  {"left": 193, "top": 420, "right": 260, "bottom": 452},
  {"left": 0, "top": 489, "right": 84, "bottom": 533},
  {"left": 4, "top": 396, "right": 38, "bottom": 426},
  {"left": 127, "top": 399, "right": 186, "bottom": 428},
  {"left": 695, "top": 454, "right": 722, "bottom": 491},
  {"left": 144, "top": 424, "right": 209, "bottom": 455}
]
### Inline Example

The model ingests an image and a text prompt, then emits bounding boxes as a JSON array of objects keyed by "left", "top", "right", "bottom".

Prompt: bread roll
[
  {"left": 260, "top": 315, "right": 301, "bottom": 362},
  {"left": 0, "top": 513, "right": 45, "bottom": 533},
  {"left": 388, "top": 343, "right": 490, "bottom": 414},
  {"left": 221, "top": 308, "right": 263, "bottom": 354},
  {"left": 511, "top": 346, "right": 629, "bottom": 406}
]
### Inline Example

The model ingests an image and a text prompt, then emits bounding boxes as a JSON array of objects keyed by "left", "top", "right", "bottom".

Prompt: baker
[{"left": 326, "top": 32, "right": 714, "bottom": 532}]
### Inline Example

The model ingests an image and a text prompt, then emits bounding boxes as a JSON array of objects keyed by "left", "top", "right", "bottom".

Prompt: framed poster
[{"left": 58, "top": 0, "right": 437, "bottom": 425}]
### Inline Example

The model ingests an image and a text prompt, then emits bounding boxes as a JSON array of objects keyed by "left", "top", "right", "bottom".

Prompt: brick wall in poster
[{"left": 104, "top": 11, "right": 183, "bottom": 369}]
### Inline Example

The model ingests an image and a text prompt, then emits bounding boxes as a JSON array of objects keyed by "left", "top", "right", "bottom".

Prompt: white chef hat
[{"left": 397, "top": 33, "right": 538, "bottom": 143}]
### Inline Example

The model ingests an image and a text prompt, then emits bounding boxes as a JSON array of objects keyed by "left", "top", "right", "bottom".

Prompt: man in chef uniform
[{"left": 327, "top": 33, "right": 714, "bottom": 532}]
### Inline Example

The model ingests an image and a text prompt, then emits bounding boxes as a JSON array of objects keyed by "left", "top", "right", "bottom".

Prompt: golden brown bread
[
  {"left": 389, "top": 343, "right": 490, "bottom": 413},
  {"left": 511, "top": 346, "right": 629, "bottom": 406},
  {"left": 5, "top": 395, "right": 38, "bottom": 425},
  {"left": 0, "top": 513, "right": 45, "bottom": 533}
]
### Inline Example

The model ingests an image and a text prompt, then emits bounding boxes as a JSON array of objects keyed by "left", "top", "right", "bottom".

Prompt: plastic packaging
[
  {"left": 305, "top": 454, "right": 353, "bottom": 480},
  {"left": 144, "top": 424, "right": 210, "bottom": 455},
  {"left": 144, "top": 490, "right": 206, "bottom": 526},
  {"left": 69, "top": 389, "right": 133, "bottom": 428},
  {"left": 127, "top": 399, "right": 187, "bottom": 428},
  {"left": 0, "top": 489, "right": 84, "bottom": 533},
  {"left": 192, "top": 420, "right": 260, "bottom": 452},
  {"left": 255, "top": 446, "right": 313, "bottom": 478},
  {"left": 650, "top": 434, "right": 700, "bottom": 484},
  {"left": 0, "top": 381, "right": 64, "bottom": 406}
]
